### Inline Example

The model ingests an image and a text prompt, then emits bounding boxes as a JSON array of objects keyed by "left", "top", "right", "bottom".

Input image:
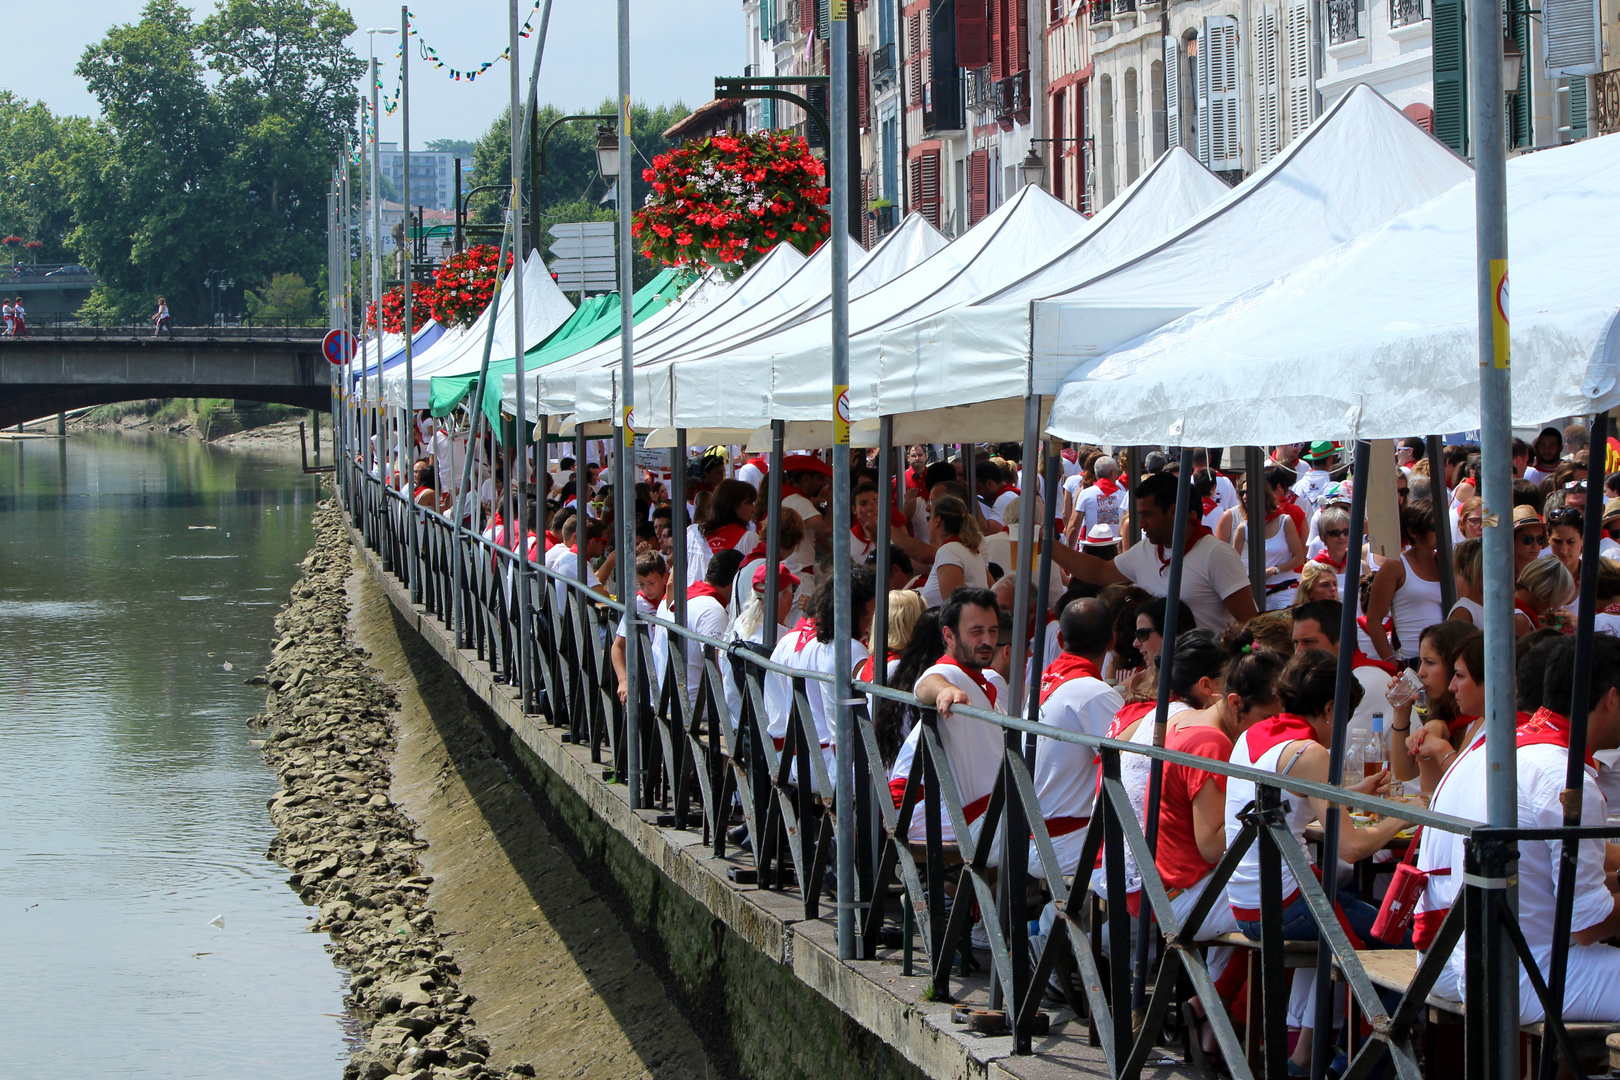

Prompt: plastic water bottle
[
  {"left": 1366, "top": 712, "right": 1389, "bottom": 779},
  {"left": 1343, "top": 727, "right": 1367, "bottom": 787}
]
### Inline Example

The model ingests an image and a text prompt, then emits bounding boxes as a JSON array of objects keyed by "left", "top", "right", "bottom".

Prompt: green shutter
[
  {"left": 1511, "top": 13, "right": 1532, "bottom": 147},
  {"left": 1432, "top": 0, "right": 1468, "bottom": 153},
  {"left": 761, "top": 0, "right": 772, "bottom": 39},
  {"left": 1570, "top": 75, "right": 1589, "bottom": 139}
]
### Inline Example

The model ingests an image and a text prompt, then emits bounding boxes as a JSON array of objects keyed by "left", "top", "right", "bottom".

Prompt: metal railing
[
  {"left": 1328, "top": 0, "right": 1362, "bottom": 43},
  {"left": 1090, "top": 0, "right": 1112, "bottom": 24},
  {"left": 1389, "top": 0, "right": 1425, "bottom": 29},
  {"left": 0, "top": 314, "right": 329, "bottom": 341},
  {"left": 1595, "top": 69, "right": 1620, "bottom": 136},
  {"left": 872, "top": 41, "right": 897, "bottom": 83},
  {"left": 334, "top": 450, "right": 1615, "bottom": 1080},
  {"left": 965, "top": 67, "right": 994, "bottom": 112}
]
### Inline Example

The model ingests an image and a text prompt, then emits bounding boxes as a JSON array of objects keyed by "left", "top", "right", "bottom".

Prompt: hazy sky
[{"left": 5, "top": 0, "right": 744, "bottom": 144}]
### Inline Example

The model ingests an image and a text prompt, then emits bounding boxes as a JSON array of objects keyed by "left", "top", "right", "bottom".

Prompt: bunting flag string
[{"left": 370, "top": 3, "right": 543, "bottom": 119}]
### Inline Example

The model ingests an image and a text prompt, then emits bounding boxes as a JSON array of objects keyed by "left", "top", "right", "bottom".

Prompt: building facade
[{"left": 375, "top": 144, "right": 466, "bottom": 213}]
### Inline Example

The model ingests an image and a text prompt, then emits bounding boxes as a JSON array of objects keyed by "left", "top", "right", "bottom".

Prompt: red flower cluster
[
  {"left": 1, "top": 236, "right": 20, "bottom": 247},
  {"left": 366, "top": 284, "right": 436, "bottom": 335},
  {"left": 428, "top": 244, "right": 512, "bottom": 328},
  {"left": 632, "top": 130, "right": 829, "bottom": 280},
  {"left": 23, "top": 240, "right": 42, "bottom": 251}
]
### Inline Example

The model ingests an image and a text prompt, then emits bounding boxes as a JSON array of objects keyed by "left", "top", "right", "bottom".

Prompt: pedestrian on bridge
[
  {"left": 152, "top": 297, "right": 172, "bottom": 339},
  {"left": 12, "top": 298, "right": 26, "bottom": 337},
  {"left": 2, "top": 298, "right": 13, "bottom": 337}
]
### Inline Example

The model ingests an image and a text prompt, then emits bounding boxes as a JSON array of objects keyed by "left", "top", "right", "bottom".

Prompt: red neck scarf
[
  {"left": 704, "top": 521, "right": 748, "bottom": 554},
  {"left": 687, "top": 581, "right": 722, "bottom": 603},
  {"left": 1155, "top": 522, "right": 1213, "bottom": 570},
  {"left": 1200, "top": 496, "right": 1218, "bottom": 518},
  {"left": 544, "top": 530, "right": 559, "bottom": 546},
  {"left": 1245, "top": 712, "right": 1322, "bottom": 758},
  {"left": 852, "top": 519, "right": 872, "bottom": 544},
  {"left": 856, "top": 651, "right": 898, "bottom": 683},
  {"left": 1449, "top": 712, "right": 1481, "bottom": 737},
  {"left": 1314, "top": 549, "right": 1347, "bottom": 572},
  {"left": 1515, "top": 595, "right": 1541, "bottom": 627},
  {"left": 1107, "top": 700, "right": 1155, "bottom": 739},
  {"left": 1039, "top": 653, "right": 1102, "bottom": 706},
  {"left": 791, "top": 617, "right": 818, "bottom": 652},
  {"left": 1518, "top": 706, "right": 1595, "bottom": 767},
  {"left": 781, "top": 482, "right": 805, "bottom": 500},
  {"left": 1352, "top": 649, "right": 1398, "bottom": 676},
  {"left": 1094, "top": 475, "right": 1120, "bottom": 498},
  {"left": 745, "top": 456, "right": 770, "bottom": 476},
  {"left": 1264, "top": 505, "right": 1284, "bottom": 523},
  {"left": 934, "top": 654, "right": 999, "bottom": 709}
]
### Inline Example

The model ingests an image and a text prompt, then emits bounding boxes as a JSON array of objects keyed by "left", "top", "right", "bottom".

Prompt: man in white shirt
[
  {"left": 1028, "top": 598, "right": 1123, "bottom": 879},
  {"left": 975, "top": 460, "right": 1020, "bottom": 527},
  {"left": 654, "top": 548, "right": 744, "bottom": 712},
  {"left": 762, "top": 566, "right": 877, "bottom": 792},
  {"left": 779, "top": 455, "right": 832, "bottom": 583},
  {"left": 1291, "top": 441, "right": 1339, "bottom": 520},
  {"left": 1421, "top": 635, "right": 1620, "bottom": 1022},
  {"left": 1049, "top": 472, "right": 1258, "bottom": 630},
  {"left": 612, "top": 552, "right": 669, "bottom": 705},
  {"left": 545, "top": 516, "right": 611, "bottom": 611},
  {"left": 1289, "top": 600, "right": 1395, "bottom": 735},
  {"left": 1065, "top": 456, "right": 1127, "bottom": 546},
  {"left": 914, "top": 587, "right": 1009, "bottom": 866}
]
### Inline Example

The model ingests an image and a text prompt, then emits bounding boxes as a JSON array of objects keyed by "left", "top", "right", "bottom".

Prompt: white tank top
[
  {"left": 1118, "top": 702, "right": 1190, "bottom": 895},
  {"left": 1449, "top": 596, "right": 1485, "bottom": 624},
  {"left": 1226, "top": 729, "right": 1317, "bottom": 914},
  {"left": 1241, "top": 517, "right": 1301, "bottom": 584},
  {"left": 1391, "top": 553, "right": 1445, "bottom": 658}
]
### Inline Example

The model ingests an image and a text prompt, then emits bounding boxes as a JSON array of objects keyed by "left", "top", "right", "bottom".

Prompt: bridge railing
[
  {"left": 4, "top": 314, "right": 328, "bottom": 340},
  {"left": 340, "top": 462, "right": 1610, "bottom": 1080}
]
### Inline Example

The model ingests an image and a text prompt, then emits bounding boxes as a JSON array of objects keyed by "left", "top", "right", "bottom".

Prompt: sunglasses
[
  {"left": 1517, "top": 533, "right": 1547, "bottom": 546},
  {"left": 1322, "top": 528, "right": 1350, "bottom": 538},
  {"left": 1397, "top": 488, "right": 1410, "bottom": 498},
  {"left": 1134, "top": 626, "right": 1156, "bottom": 641}
]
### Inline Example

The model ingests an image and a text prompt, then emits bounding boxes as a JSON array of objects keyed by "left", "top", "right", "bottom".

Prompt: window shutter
[
  {"left": 862, "top": 172, "right": 875, "bottom": 248},
  {"left": 919, "top": 149, "right": 942, "bottom": 228},
  {"left": 1285, "top": 2, "right": 1314, "bottom": 141},
  {"left": 990, "top": 0, "right": 1006, "bottom": 80},
  {"left": 1195, "top": 35, "right": 1210, "bottom": 166},
  {"left": 1256, "top": 6, "right": 1282, "bottom": 163},
  {"left": 800, "top": 0, "right": 817, "bottom": 34},
  {"left": 818, "top": 0, "right": 831, "bottom": 39},
  {"left": 909, "top": 14, "right": 926, "bottom": 107},
  {"left": 908, "top": 153, "right": 922, "bottom": 216},
  {"left": 1165, "top": 37, "right": 1182, "bottom": 150},
  {"left": 1201, "top": 15, "right": 1242, "bottom": 171},
  {"left": 1431, "top": 0, "right": 1468, "bottom": 153},
  {"left": 1510, "top": 14, "right": 1531, "bottom": 147},
  {"left": 761, "top": 0, "right": 773, "bottom": 39},
  {"left": 1015, "top": 0, "right": 1031, "bottom": 73},
  {"left": 859, "top": 47, "right": 871, "bottom": 131},
  {"left": 1570, "top": 75, "right": 1589, "bottom": 139},
  {"left": 1544, "top": 0, "right": 1602, "bottom": 76},
  {"left": 968, "top": 148, "right": 990, "bottom": 225},
  {"left": 806, "top": 82, "right": 829, "bottom": 147},
  {"left": 957, "top": 0, "right": 991, "bottom": 68}
]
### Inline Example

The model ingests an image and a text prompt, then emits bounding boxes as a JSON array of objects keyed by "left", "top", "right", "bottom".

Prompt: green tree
[
  {"left": 425, "top": 138, "right": 475, "bottom": 157},
  {"left": 0, "top": 94, "right": 93, "bottom": 265},
  {"left": 243, "top": 271, "right": 315, "bottom": 321},
  {"left": 67, "top": 0, "right": 360, "bottom": 322}
]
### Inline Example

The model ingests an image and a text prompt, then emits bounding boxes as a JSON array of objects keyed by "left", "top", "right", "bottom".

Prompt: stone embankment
[{"left": 249, "top": 496, "right": 531, "bottom": 1080}]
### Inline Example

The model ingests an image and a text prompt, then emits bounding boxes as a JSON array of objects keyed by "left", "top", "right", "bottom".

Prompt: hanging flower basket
[
  {"left": 632, "top": 131, "right": 829, "bottom": 281},
  {"left": 428, "top": 244, "right": 512, "bottom": 328},
  {"left": 366, "top": 284, "right": 437, "bottom": 334}
]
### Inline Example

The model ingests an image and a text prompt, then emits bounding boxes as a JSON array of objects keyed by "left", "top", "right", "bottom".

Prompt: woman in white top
[
  {"left": 1230, "top": 486, "right": 1306, "bottom": 611},
  {"left": 1365, "top": 501, "right": 1445, "bottom": 663},
  {"left": 1447, "top": 538, "right": 1486, "bottom": 626},
  {"left": 917, "top": 495, "right": 988, "bottom": 607}
]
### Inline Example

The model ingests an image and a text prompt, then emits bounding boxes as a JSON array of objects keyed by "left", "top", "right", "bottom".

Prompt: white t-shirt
[
  {"left": 736, "top": 460, "right": 767, "bottom": 492},
  {"left": 1422, "top": 737, "right": 1615, "bottom": 1022},
  {"left": 781, "top": 491, "right": 821, "bottom": 577},
  {"left": 762, "top": 623, "right": 868, "bottom": 792},
  {"left": 1292, "top": 468, "right": 1333, "bottom": 520},
  {"left": 918, "top": 540, "right": 990, "bottom": 607},
  {"left": 1031, "top": 667, "right": 1123, "bottom": 825},
  {"left": 984, "top": 487, "right": 1019, "bottom": 526},
  {"left": 653, "top": 592, "right": 730, "bottom": 707},
  {"left": 546, "top": 546, "right": 596, "bottom": 610},
  {"left": 920, "top": 661, "right": 1008, "bottom": 814},
  {"left": 1072, "top": 482, "right": 1127, "bottom": 540},
  {"left": 1111, "top": 533, "right": 1252, "bottom": 630}
]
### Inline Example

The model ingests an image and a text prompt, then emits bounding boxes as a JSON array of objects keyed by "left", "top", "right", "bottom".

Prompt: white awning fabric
[{"left": 1045, "top": 129, "right": 1620, "bottom": 446}]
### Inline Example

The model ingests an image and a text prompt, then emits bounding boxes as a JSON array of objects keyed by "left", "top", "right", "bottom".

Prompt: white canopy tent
[
  {"left": 355, "top": 320, "right": 442, "bottom": 382},
  {"left": 1045, "top": 129, "right": 1620, "bottom": 446},
  {"left": 511, "top": 217, "right": 948, "bottom": 430},
  {"left": 611, "top": 143, "right": 1227, "bottom": 440},
  {"left": 379, "top": 251, "right": 573, "bottom": 407}
]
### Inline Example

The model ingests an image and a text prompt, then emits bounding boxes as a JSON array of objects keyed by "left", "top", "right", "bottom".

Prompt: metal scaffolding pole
[{"left": 617, "top": 0, "right": 642, "bottom": 810}]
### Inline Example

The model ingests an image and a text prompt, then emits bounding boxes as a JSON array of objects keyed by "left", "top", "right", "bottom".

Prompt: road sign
[
  {"left": 549, "top": 222, "right": 618, "bottom": 293},
  {"left": 322, "top": 328, "right": 356, "bottom": 366}
]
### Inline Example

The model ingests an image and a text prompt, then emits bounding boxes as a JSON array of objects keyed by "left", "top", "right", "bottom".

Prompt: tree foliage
[
  {"left": 68, "top": 0, "right": 362, "bottom": 321},
  {"left": 244, "top": 271, "right": 316, "bottom": 320}
]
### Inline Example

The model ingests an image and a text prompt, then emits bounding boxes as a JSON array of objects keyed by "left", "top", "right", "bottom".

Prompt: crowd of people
[{"left": 371, "top": 412, "right": 1620, "bottom": 1067}]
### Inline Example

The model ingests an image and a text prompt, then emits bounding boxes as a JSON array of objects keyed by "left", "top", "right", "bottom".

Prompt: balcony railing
[
  {"left": 772, "top": 18, "right": 791, "bottom": 44},
  {"left": 994, "top": 70, "right": 1032, "bottom": 129},
  {"left": 1327, "top": 0, "right": 1362, "bottom": 43},
  {"left": 872, "top": 41, "right": 896, "bottom": 83},
  {"left": 1389, "top": 0, "right": 1425, "bottom": 27},
  {"left": 1113, "top": 0, "right": 1137, "bottom": 14},
  {"left": 1089, "top": 0, "right": 1110, "bottom": 24},
  {"left": 965, "top": 66, "right": 994, "bottom": 111},
  {"left": 1596, "top": 69, "right": 1620, "bottom": 136}
]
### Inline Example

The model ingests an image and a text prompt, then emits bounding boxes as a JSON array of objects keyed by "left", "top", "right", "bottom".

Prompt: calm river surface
[{"left": 0, "top": 432, "right": 350, "bottom": 1078}]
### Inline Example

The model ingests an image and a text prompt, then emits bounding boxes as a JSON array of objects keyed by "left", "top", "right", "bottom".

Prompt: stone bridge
[{"left": 0, "top": 330, "right": 332, "bottom": 428}]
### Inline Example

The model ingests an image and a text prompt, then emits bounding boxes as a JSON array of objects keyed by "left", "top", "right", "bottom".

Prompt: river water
[{"left": 0, "top": 432, "right": 350, "bottom": 1079}]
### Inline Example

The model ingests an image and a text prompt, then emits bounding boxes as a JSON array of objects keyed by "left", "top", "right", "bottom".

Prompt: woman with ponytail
[
  {"left": 918, "top": 495, "right": 988, "bottom": 606},
  {"left": 686, "top": 479, "right": 759, "bottom": 579}
]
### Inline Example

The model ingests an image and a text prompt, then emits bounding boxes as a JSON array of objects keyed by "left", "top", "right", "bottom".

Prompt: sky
[{"left": 4, "top": 0, "right": 743, "bottom": 145}]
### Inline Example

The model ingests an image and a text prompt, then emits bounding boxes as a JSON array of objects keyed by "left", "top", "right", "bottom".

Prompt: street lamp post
[{"left": 366, "top": 26, "right": 397, "bottom": 477}]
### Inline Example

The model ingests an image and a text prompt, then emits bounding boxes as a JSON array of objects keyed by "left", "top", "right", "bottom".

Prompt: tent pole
[
  {"left": 1024, "top": 435, "right": 1061, "bottom": 764},
  {"left": 874, "top": 419, "right": 894, "bottom": 679},
  {"left": 508, "top": 0, "right": 533, "bottom": 716},
  {"left": 672, "top": 429, "right": 689, "bottom": 628},
  {"left": 1246, "top": 446, "right": 1266, "bottom": 610},
  {"left": 1427, "top": 434, "right": 1458, "bottom": 613},
  {"left": 764, "top": 420, "right": 786, "bottom": 649},
  {"left": 1310, "top": 438, "right": 1371, "bottom": 1079},
  {"left": 1125, "top": 446, "right": 1142, "bottom": 550},
  {"left": 1131, "top": 447, "right": 1194, "bottom": 1023}
]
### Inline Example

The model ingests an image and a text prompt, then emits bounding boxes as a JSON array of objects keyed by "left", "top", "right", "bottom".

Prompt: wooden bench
[
  {"left": 1334, "top": 950, "right": 1620, "bottom": 1077},
  {"left": 1208, "top": 931, "right": 1322, "bottom": 1073}
]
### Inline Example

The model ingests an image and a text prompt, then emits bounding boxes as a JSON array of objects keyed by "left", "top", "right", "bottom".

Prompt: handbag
[{"left": 1370, "top": 828, "right": 1445, "bottom": 946}]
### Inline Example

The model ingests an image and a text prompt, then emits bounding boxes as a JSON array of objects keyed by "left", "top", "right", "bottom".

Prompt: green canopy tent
[{"left": 427, "top": 268, "right": 692, "bottom": 428}]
